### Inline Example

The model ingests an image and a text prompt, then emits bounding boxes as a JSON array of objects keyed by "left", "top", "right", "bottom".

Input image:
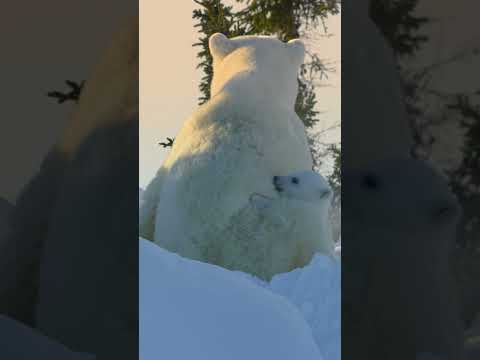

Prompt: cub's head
[
  {"left": 273, "top": 170, "right": 332, "bottom": 204},
  {"left": 208, "top": 33, "right": 305, "bottom": 107}
]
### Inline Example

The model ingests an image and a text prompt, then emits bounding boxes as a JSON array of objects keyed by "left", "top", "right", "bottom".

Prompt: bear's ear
[
  {"left": 286, "top": 38, "right": 305, "bottom": 66},
  {"left": 209, "top": 33, "right": 235, "bottom": 60}
]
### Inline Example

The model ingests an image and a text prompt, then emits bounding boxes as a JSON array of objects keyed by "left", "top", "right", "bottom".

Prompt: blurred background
[{"left": 0, "top": 0, "right": 136, "bottom": 203}]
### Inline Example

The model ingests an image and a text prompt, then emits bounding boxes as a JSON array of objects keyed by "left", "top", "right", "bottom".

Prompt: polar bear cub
[{"left": 219, "top": 170, "right": 334, "bottom": 280}]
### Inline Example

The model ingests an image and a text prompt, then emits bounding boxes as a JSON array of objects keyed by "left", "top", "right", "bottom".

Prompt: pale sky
[{"left": 139, "top": 0, "right": 341, "bottom": 188}]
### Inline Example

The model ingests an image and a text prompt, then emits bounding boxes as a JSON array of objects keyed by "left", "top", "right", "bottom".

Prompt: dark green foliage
[
  {"left": 235, "top": 0, "right": 339, "bottom": 41},
  {"left": 370, "top": 0, "right": 428, "bottom": 56},
  {"left": 192, "top": 0, "right": 249, "bottom": 105},
  {"left": 295, "top": 78, "right": 320, "bottom": 128},
  {"left": 192, "top": 0, "right": 340, "bottom": 187},
  {"left": 449, "top": 94, "right": 480, "bottom": 197},
  {"left": 327, "top": 143, "right": 341, "bottom": 192},
  {"left": 370, "top": 0, "right": 431, "bottom": 160},
  {"left": 448, "top": 94, "right": 480, "bottom": 249}
]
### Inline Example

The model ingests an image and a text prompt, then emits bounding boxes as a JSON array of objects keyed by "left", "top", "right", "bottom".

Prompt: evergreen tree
[
  {"left": 327, "top": 143, "right": 341, "bottom": 192},
  {"left": 370, "top": 0, "right": 428, "bottom": 57},
  {"left": 193, "top": 0, "right": 250, "bottom": 105},
  {"left": 236, "top": 0, "right": 338, "bottom": 40},
  {"left": 449, "top": 94, "right": 480, "bottom": 248},
  {"left": 370, "top": 0, "right": 431, "bottom": 159},
  {"left": 193, "top": 0, "right": 340, "bottom": 183}
]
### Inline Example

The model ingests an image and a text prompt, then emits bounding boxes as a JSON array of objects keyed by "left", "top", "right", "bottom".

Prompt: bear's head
[{"left": 208, "top": 33, "right": 305, "bottom": 108}]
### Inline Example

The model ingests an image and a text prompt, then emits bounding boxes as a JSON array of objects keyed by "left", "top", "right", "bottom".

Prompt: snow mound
[
  {"left": 269, "top": 254, "right": 341, "bottom": 360},
  {"left": 237, "top": 254, "right": 341, "bottom": 360},
  {"left": 140, "top": 239, "right": 340, "bottom": 360}
]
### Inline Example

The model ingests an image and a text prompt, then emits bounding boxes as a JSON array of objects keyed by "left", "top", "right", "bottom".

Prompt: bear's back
[
  {"left": 164, "top": 92, "right": 312, "bottom": 177},
  {"left": 153, "top": 93, "right": 313, "bottom": 253}
]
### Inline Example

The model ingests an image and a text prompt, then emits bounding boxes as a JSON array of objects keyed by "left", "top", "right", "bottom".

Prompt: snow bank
[
  {"left": 237, "top": 254, "right": 341, "bottom": 360},
  {"left": 269, "top": 254, "right": 341, "bottom": 360},
  {"left": 140, "top": 239, "right": 340, "bottom": 360}
]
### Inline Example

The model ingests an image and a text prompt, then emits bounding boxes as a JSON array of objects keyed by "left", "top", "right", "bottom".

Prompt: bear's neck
[{"left": 211, "top": 70, "right": 297, "bottom": 110}]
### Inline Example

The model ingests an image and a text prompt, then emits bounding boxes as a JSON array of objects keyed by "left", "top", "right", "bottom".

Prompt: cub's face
[{"left": 273, "top": 170, "right": 332, "bottom": 204}]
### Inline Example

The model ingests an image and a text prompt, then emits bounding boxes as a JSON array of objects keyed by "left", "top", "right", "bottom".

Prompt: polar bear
[
  {"left": 218, "top": 170, "right": 334, "bottom": 281},
  {"left": 140, "top": 33, "right": 313, "bottom": 264}
]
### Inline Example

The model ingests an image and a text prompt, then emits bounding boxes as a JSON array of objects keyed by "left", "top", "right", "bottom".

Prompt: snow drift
[{"left": 140, "top": 238, "right": 340, "bottom": 360}]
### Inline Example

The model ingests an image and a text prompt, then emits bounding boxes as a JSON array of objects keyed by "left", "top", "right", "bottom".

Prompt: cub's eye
[{"left": 292, "top": 177, "right": 299, "bottom": 184}]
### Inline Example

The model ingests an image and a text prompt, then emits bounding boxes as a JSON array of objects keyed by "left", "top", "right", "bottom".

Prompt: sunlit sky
[{"left": 139, "top": 1, "right": 341, "bottom": 188}]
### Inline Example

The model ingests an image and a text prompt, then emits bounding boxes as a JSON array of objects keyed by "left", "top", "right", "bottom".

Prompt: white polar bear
[
  {"left": 140, "top": 33, "right": 313, "bottom": 265},
  {"left": 219, "top": 170, "right": 334, "bottom": 281}
]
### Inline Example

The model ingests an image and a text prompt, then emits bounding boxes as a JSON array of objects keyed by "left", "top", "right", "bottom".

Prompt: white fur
[
  {"left": 140, "top": 34, "right": 312, "bottom": 267},
  {"left": 218, "top": 171, "right": 334, "bottom": 280}
]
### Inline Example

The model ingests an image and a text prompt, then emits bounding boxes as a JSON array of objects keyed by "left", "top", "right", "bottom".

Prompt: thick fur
[
  {"left": 218, "top": 173, "right": 333, "bottom": 281},
  {"left": 140, "top": 34, "right": 313, "bottom": 266}
]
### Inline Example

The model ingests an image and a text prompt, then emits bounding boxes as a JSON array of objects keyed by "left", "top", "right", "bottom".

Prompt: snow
[
  {"left": 269, "top": 254, "right": 341, "bottom": 360},
  {"left": 140, "top": 238, "right": 340, "bottom": 360}
]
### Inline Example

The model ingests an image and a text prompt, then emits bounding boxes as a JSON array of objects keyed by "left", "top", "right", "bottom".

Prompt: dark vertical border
[
  {"left": 0, "top": 2, "right": 139, "bottom": 359},
  {"left": 342, "top": 1, "right": 478, "bottom": 359}
]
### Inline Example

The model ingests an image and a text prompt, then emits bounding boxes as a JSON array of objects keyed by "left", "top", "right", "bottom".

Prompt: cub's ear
[
  {"left": 209, "top": 33, "right": 235, "bottom": 60},
  {"left": 286, "top": 38, "right": 305, "bottom": 66}
]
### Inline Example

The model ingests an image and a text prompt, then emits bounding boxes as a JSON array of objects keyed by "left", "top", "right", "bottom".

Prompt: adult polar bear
[{"left": 140, "top": 33, "right": 313, "bottom": 265}]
